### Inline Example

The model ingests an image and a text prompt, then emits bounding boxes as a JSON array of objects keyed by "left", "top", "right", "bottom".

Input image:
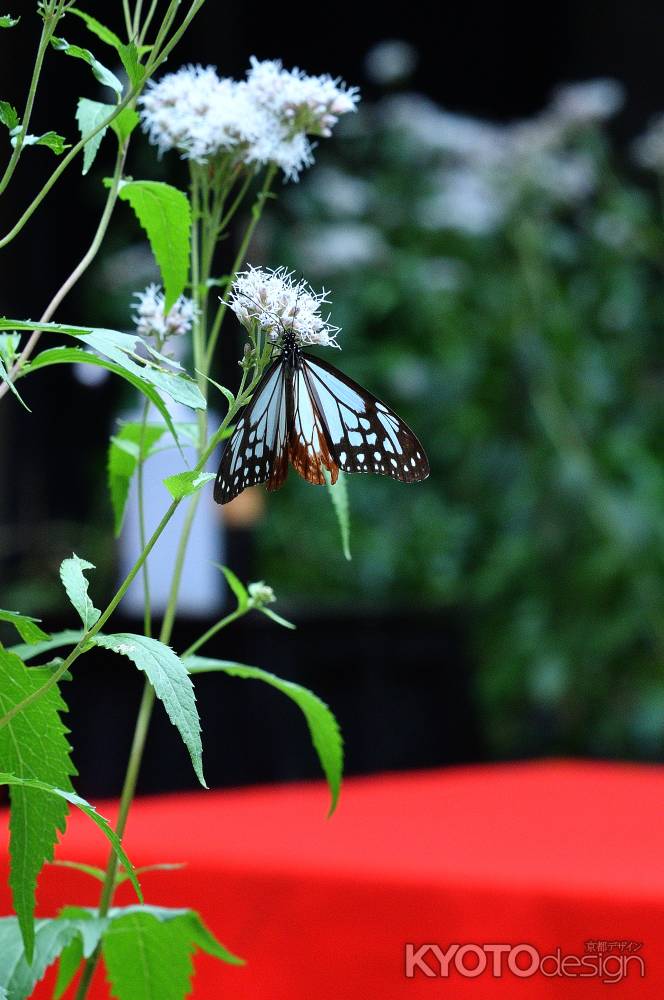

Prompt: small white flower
[
  {"left": 295, "top": 222, "right": 387, "bottom": 273},
  {"left": 133, "top": 283, "right": 196, "bottom": 341},
  {"left": 633, "top": 115, "right": 664, "bottom": 171},
  {"left": 550, "top": 78, "right": 624, "bottom": 125},
  {"left": 229, "top": 266, "right": 341, "bottom": 348},
  {"left": 248, "top": 581, "right": 276, "bottom": 606},
  {"left": 246, "top": 57, "right": 359, "bottom": 138}
]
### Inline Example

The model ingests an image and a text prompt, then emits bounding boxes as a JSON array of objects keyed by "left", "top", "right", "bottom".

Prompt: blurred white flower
[
  {"left": 230, "top": 266, "right": 341, "bottom": 347},
  {"left": 307, "top": 166, "right": 372, "bottom": 216},
  {"left": 418, "top": 168, "right": 509, "bottom": 235},
  {"left": 139, "top": 59, "right": 358, "bottom": 181},
  {"left": 593, "top": 211, "right": 636, "bottom": 249},
  {"left": 415, "top": 256, "right": 468, "bottom": 293},
  {"left": 550, "top": 78, "right": 624, "bottom": 125},
  {"left": 632, "top": 114, "right": 664, "bottom": 171},
  {"left": 384, "top": 94, "right": 507, "bottom": 164},
  {"left": 133, "top": 283, "right": 196, "bottom": 341},
  {"left": 295, "top": 222, "right": 388, "bottom": 273},
  {"left": 364, "top": 40, "right": 418, "bottom": 85}
]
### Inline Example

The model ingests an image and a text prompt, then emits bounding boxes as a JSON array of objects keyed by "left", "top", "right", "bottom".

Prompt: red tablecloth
[{"left": 0, "top": 761, "right": 662, "bottom": 998}]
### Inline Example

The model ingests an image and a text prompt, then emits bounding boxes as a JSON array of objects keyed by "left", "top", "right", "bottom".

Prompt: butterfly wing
[
  {"left": 301, "top": 354, "right": 430, "bottom": 483},
  {"left": 288, "top": 362, "right": 340, "bottom": 486},
  {"left": 214, "top": 358, "right": 289, "bottom": 504}
]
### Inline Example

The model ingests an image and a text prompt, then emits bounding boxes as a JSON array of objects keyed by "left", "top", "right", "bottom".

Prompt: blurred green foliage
[{"left": 260, "top": 82, "right": 664, "bottom": 757}]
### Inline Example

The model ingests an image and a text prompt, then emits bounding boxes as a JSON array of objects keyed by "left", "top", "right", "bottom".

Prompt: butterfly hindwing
[
  {"left": 214, "top": 358, "right": 289, "bottom": 504},
  {"left": 288, "top": 365, "right": 339, "bottom": 486},
  {"left": 302, "top": 354, "right": 430, "bottom": 483}
]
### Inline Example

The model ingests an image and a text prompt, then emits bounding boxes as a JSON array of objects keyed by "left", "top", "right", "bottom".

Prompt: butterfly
[{"left": 214, "top": 328, "right": 430, "bottom": 504}]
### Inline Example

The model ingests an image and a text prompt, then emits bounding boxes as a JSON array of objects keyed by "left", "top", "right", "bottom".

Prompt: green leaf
[
  {"left": 68, "top": 9, "right": 122, "bottom": 48},
  {"left": 110, "top": 105, "right": 139, "bottom": 143},
  {"left": 102, "top": 907, "right": 243, "bottom": 1000},
  {"left": 59, "top": 554, "right": 100, "bottom": 630},
  {"left": 186, "top": 658, "right": 343, "bottom": 815},
  {"left": 13, "top": 131, "right": 68, "bottom": 154},
  {"left": 68, "top": 11, "right": 143, "bottom": 88},
  {"left": 217, "top": 565, "right": 249, "bottom": 611},
  {"left": 118, "top": 42, "right": 142, "bottom": 89},
  {"left": 8, "top": 628, "right": 83, "bottom": 662},
  {"left": 50, "top": 859, "right": 107, "bottom": 882},
  {"left": 0, "top": 355, "right": 30, "bottom": 410},
  {"left": 53, "top": 934, "right": 83, "bottom": 999},
  {"left": 1, "top": 320, "right": 206, "bottom": 413},
  {"left": 0, "top": 609, "right": 49, "bottom": 644},
  {"left": 108, "top": 422, "right": 168, "bottom": 536},
  {"left": 0, "top": 101, "right": 19, "bottom": 131},
  {"left": 260, "top": 606, "right": 297, "bottom": 630},
  {"left": 118, "top": 181, "right": 191, "bottom": 310},
  {"left": 51, "top": 36, "right": 122, "bottom": 95},
  {"left": 95, "top": 634, "right": 206, "bottom": 788},
  {"left": 163, "top": 471, "right": 215, "bottom": 500},
  {"left": 0, "top": 918, "right": 77, "bottom": 999},
  {"left": 0, "top": 774, "right": 141, "bottom": 900},
  {"left": 325, "top": 469, "right": 351, "bottom": 561},
  {"left": 0, "top": 14, "right": 18, "bottom": 27},
  {"left": 0, "top": 648, "right": 77, "bottom": 961},
  {"left": 76, "top": 97, "right": 111, "bottom": 174},
  {"left": 24, "top": 347, "right": 184, "bottom": 454}
]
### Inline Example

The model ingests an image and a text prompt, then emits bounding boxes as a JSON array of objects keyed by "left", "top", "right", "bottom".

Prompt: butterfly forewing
[
  {"left": 302, "top": 355, "right": 430, "bottom": 483},
  {"left": 214, "top": 358, "right": 289, "bottom": 504}
]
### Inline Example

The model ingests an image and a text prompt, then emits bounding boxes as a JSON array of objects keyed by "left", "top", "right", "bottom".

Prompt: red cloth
[{"left": 0, "top": 761, "right": 662, "bottom": 997}]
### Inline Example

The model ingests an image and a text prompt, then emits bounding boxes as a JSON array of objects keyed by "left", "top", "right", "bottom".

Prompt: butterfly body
[{"left": 214, "top": 330, "right": 429, "bottom": 504}]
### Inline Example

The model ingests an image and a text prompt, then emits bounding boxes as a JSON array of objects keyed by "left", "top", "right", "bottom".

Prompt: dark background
[{"left": 1, "top": 2, "right": 663, "bottom": 798}]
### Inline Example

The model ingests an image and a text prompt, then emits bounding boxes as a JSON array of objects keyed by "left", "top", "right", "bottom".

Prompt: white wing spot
[
  {"left": 340, "top": 451, "right": 347, "bottom": 463},
  {"left": 390, "top": 458, "right": 397, "bottom": 467},
  {"left": 376, "top": 402, "right": 388, "bottom": 413},
  {"left": 349, "top": 431, "right": 363, "bottom": 446},
  {"left": 360, "top": 417, "right": 371, "bottom": 430},
  {"left": 357, "top": 452, "right": 365, "bottom": 463},
  {"left": 374, "top": 451, "right": 382, "bottom": 461}
]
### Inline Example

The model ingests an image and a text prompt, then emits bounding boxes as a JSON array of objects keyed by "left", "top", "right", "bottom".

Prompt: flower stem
[{"left": 137, "top": 398, "right": 153, "bottom": 638}]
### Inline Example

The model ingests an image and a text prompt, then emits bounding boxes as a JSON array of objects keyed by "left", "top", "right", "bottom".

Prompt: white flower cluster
[
  {"left": 248, "top": 581, "right": 276, "bottom": 606},
  {"left": 139, "top": 59, "right": 359, "bottom": 181},
  {"left": 633, "top": 115, "right": 664, "bottom": 172},
  {"left": 229, "top": 266, "right": 341, "bottom": 348},
  {"left": 132, "top": 283, "right": 196, "bottom": 341},
  {"left": 385, "top": 78, "right": 624, "bottom": 236}
]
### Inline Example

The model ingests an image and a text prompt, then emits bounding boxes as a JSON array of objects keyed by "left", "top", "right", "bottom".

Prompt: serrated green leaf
[
  {"left": 102, "top": 907, "right": 243, "bottom": 1000},
  {"left": 163, "top": 471, "right": 215, "bottom": 500},
  {"left": 0, "top": 14, "right": 18, "bottom": 27},
  {"left": 325, "top": 469, "right": 351, "bottom": 561},
  {"left": 95, "top": 634, "right": 206, "bottom": 787},
  {"left": 0, "top": 648, "right": 76, "bottom": 961},
  {"left": 185, "top": 657, "right": 343, "bottom": 815},
  {"left": 108, "top": 422, "right": 168, "bottom": 536},
  {"left": 0, "top": 101, "right": 19, "bottom": 131},
  {"left": 68, "top": 9, "right": 122, "bottom": 48},
  {"left": 76, "top": 97, "right": 110, "bottom": 174},
  {"left": 8, "top": 628, "right": 83, "bottom": 662},
  {"left": 13, "top": 131, "right": 69, "bottom": 154},
  {"left": 2, "top": 320, "right": 205, "bottom": 413},
  {"left": 110, "top": 105, "right": 139, "bottom": 143},
  {"left": 118, "top": 181, "right": 191, "bottom": 310},
  {"left": 0, "top": 332, "right": 19, "bottom": 365},
  {"left": 24, "top": 347, "right": 184, "bottom": 456},
  {"left": 118, "top": 42, "right": 142, "bottom": 89},
  {"left": 0, "top": 774, "right": 141, "bottom": 902},
  {"left": 51, "top": 36, "right": 122, "bottom": 95},
  {"left": 0, "top": 355, "right": 29, "bottom": 410},
  {"left": 0, "top": 609, "right": 49, "bottom": 644},
  {"left": 216, "top": 565, "right": 249, "bottom": 611},
  {"left": 59, "top": 554, "right": 100, "bottom": 630},
  {"left": 0, "top": 917, "right": 77, "bottom": 1000}
]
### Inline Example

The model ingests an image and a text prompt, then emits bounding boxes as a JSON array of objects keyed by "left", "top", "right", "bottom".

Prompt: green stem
[
  {"left": 0, "top": 12, "right": 54, "bottom": 196},
  {"left": 138, "top": 0, "right": 159, "bottom": 46},
  {"left": 206, "top": 165, "right": 277, "bottom": 368},
  {"left": 182, "top": 608, "right": 245, "bottom": 658},
  {"left": 159, "top": 492, "right": 202, "bottom": 644},
  {"left": 137, "top": 398, "right": 152, "bottom": 637}
]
